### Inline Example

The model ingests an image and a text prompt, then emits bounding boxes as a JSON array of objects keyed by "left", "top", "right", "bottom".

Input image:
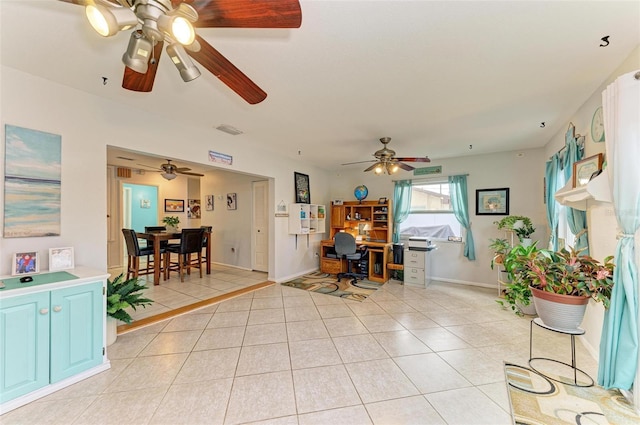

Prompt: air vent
[
  {"left": 116, "top": 156, "right": 135, "bottom": 161},
  {"left": 116, "top": 167, "right": 132, "bottom": 178},
  {"left": 216, "top": 124, "right": 243, "bottom": 136}
]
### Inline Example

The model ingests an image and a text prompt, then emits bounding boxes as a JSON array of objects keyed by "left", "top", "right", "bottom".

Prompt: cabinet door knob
[
  {"left": 39, "top": 308, "right": 49, "bottom": 315},
  {"left": 53, "top": 305, "right": 62, "bottom": 312}
]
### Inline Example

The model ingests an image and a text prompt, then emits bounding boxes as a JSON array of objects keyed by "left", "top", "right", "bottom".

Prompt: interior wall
[
  {"left": 0, "top": 66, "right": 331, "bottom": 279},
  {"left": 329, "top": 147, "right": 547, "bottom": 288},
  {"left": 542, "top": 45, "right": 640, "bottom": 360}
]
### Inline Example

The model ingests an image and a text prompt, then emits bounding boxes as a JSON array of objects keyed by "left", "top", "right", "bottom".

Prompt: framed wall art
[
  {"left": 572, "top": 153, "right": 603, "bottom": 188},
  {"left": 49, "top": 247, "right": 74, "bottom": 271},
  {"left": 164, "top": 199, "right": 184, "bottom": 212},
  {"left": 206, "top": 195, "right": 214, "bottom": 211},
  {"left": 188, "top": 199, "right": 201, "bottom": 218},
  {"left": 227, "top": 193, "right": 237, "bottom": 210},
  {"left": 294, "top": 172, "right": 310, "bottom": 204},
  {"left": 12, "top": 251, "right": 39, "bottom": 275},
  {"left": 476, "top": 188, "right": 510, "bottom": 215},
  {"left": 4, "top": 124, "right": 61, "bottom": 238}
]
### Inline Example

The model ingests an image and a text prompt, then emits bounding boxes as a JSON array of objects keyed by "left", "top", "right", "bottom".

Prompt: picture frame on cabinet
[
  {"left": 294, "top": 172, "right": 310, "bottom": 204},
  {"left": 12, "top": 251, "right": 39, "bottom": 275},
  {"left": 476, "top": 188, "right": 509, "bottom": 215},
  {"left": 333, "top": 199, "right": 343, "bottom": 205},
  {"left": 378, "top": 197, "right": 387, "bottom": 204},
  {"left": 49, "top": 247, "right": 74, "bottom": 271}
]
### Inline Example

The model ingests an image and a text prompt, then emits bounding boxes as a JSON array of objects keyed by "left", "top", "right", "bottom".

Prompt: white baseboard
[
  {"left": 275, "top": 268, "right": 322, "bottom": 284},
  {"left": 430, "top": 276, "right": 496, "bottom": 289}
]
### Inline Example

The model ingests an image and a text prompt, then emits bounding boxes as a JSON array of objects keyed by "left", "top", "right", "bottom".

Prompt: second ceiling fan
[
  {"left": 59, "top": 0, "right": 302, "bottom": 104},
  {"left": 342, "top": 137, "right": 431, "bottom": 175},
  {"left": 138, "top": 159, "right": 204, "bottom": 180}
]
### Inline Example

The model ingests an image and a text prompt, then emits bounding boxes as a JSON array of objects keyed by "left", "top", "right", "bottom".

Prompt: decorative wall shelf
[{"left": 554, "top": 171, "right": 612, "bottom": 211}]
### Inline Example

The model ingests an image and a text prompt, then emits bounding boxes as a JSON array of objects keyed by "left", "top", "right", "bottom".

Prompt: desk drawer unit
[
  {"left": 404, "top": 250, "right": 425, "bottom": 269},
  {"left": 404, "top": 267, "right": 425, "bottom": 285},
  {"left": 321, "top": 258, "right": 342, "bottom": 275}
]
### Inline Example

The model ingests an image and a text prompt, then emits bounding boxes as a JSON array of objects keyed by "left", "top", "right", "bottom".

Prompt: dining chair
[
  {"left": 122, "top": 228, "right": 163, "bottom": 280},
  {"left": 189, "top": 225, "right": 212, "bottom": 268},
  {"left": 164, "top": 228, "right": 205, "bottom": 282}
]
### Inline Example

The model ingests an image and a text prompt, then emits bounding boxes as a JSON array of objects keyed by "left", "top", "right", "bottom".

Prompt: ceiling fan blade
[
  {"left": 176, "top": 171, "right": 205, "bottom": 177},
  {"left": 189, "top": 0, "right": 302, "bottom": 28},
  {"left": 187, "top": 35, "right": 266, "bottom": 104},
  {"left": 341, "top": 160, "right": 376, "bottom": 166},
  {"left": 175, "top": 167, "right": 192, "bottom": 172},
  {"left": 397, "top": 162, "right": 415, "bottom": 171},
  {"left": 363, "top": 163, "right": 380, "bottom": 172},
  {"left": 395, "top": 157, "right": 431, "bottom": 163},
  {"left": 137, "top": 163, "right": 162, "bottom": 171},
  {"left": 122, "top": 39, "right": 164, "bottom": 92}
]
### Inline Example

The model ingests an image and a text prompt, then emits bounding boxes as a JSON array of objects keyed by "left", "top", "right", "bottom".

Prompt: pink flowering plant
[{"left": 509, "top": 245, "right": 615, "bottom": 308}]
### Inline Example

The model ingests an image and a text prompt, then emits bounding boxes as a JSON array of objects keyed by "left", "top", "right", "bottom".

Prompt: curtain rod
[{"left": 392, "top": 173, "right": 469, "bottom": 183}]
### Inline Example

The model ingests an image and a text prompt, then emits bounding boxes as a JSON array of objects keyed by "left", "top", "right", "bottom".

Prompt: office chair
[{"left": 334, "top": 232, "right": 368, "bottom": 284}]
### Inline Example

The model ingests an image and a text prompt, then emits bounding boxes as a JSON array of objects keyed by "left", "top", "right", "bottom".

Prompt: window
[
  {"left": 399, "top": 181, "right": 461, "bottom": 240},
  {"left": 555, "top": 168, "right": 576, "bottom": 249}
]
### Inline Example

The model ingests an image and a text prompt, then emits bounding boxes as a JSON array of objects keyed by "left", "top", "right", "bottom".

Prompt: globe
[{"left": 354, "top": 185, "right": 369, "bottom": 202}]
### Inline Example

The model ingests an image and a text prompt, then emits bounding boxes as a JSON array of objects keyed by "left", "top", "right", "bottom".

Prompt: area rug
[
  {"left": 504, "top": 362, "right": 639, "bottom": 424},
  {"left": 280, "top": 272, "right": 383, "bottom": 301}
]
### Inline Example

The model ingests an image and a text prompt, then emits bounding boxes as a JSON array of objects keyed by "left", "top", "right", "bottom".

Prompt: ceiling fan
[
  {"left": 138, "top": 159, "right": 204, "bottom": 180},
  {"left": 342, "top": 137, "right": 431, "bottom": 175},
  {"left": 58, "top": 0, "right": 302, "bottom": 104}
]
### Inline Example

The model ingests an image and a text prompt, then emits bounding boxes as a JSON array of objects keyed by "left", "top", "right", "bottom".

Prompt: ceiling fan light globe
[
  {"left": 122, "top": 31, "right": 152, "bottom": 74},
  {"left": 161, "top": 172, "right": 177, "bottom": 180},
  {"left": 374, "top": 165, "right": 384, "bottom": 174},
  {"left": 85, "top": 4, "right": 137, "bottom": 37},
  {"left": 171, "top": 17, "right": 196, "bottom": 45},
  {"left": 390, "top": 164, "right": 399, "bottom": 173}
]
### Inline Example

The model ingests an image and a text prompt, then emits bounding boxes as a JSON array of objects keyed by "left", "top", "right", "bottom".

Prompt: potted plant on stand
[
  {"left": 507, "top": 245, "right": 614, "bottom": 330},
  {"left": 489, "top": 238, "right": 511, "bottom": 270},
  {"left": 162, "top": 216, "right": 180, "bottom": 233},
  {"left": 497, "top": 243, "right": 539, "bottom": 316},
  {"left": 106, "top": 273, "right": 153, "bottom": 345},
  {"left": 514, "top": 221, "right": 536, "bottom": 246}
]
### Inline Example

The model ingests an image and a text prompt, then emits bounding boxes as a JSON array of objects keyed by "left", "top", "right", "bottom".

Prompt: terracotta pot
[{"left": 530, "top": 286, "right": 589, "bottom": 331}]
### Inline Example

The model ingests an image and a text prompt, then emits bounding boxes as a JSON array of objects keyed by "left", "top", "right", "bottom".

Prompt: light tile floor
[{"left": 2, "top": 277, "right": 600, "bottom": 425}]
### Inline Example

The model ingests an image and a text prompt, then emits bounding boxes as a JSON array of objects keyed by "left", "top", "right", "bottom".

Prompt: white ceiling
[{"left": 2, "top": 1, "right": 639, "bottom": 173}]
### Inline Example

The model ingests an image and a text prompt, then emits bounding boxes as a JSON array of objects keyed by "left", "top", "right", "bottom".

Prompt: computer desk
[{"left": 320, "top": 239, "right": 391, "bottom": 283}]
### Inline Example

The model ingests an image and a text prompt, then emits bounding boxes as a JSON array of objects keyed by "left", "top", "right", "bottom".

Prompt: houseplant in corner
[
  {"left": 162, "top": 215, "right": 180, "bottom": 233},
  {"left": 497, "top": 243, "right": 539, "bottom": 316},
  {"left": 106, "top": 273, "right": 153, "bottom": 345},
  {"left": 507, "top": 245, "right": 614, "bottom": 330}
]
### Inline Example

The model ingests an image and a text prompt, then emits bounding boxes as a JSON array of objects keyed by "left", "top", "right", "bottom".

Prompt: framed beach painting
[
  {"left": 476, "top": 188, "right": 510, "bottom": 215},
  {"left": 164, "top": 199, "right": 185, "bottom": 212},
  {"left": 4, "top": 125, "right": 61, "bottom": 238}
]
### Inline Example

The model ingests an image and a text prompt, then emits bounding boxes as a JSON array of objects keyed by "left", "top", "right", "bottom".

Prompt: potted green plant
[
  {"left": 493, "top": 215, "right": 533, "bottom": 231},
  {"left": 505, "top": 244, "right": 614, "bottom": 330},
  {"left": 488, "top": 238, "right": 511, "bottom": 270},
  {"left": 162, "top": 215, "right": 180, "bottom": 232},
  {"left": 496, "top": 243, "right": 539, "bottom": 316},
  {"left": 106, "top": 273, "right": 153, "bottom": 345},
  {"left": 514, "top": 221, "right": 535, "bottom": 246}
]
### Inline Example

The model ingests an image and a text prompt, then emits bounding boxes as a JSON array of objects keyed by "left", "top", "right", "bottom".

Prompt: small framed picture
[
  {"left": 333, "top": 199, "right": 344, "bottom": 205},
  {"left": 49, "top": 247, "right": 74, "bottom": 271},
  {"left": 164, "top": 199, "right": 185, "bottom": 212},
  {"left": 140, "top": 199, "right": 151, "bottom": 209},
  {"left": 206, "top": 195, "right": 214, "bottom": 211},
  {"left": 227, "top": 193, "right": 237, "bottom": 210},
  {"left": 294, "top": 172, "right": 310, "bottom": 204},
  {"left": 188, "top": 199, "right": 201, "bottom": 218},
  {"left": 378, "top": 197, "right": 388, "bottom": 204},
  {"left": 476, "top": 188, "right": 510, "bottom": 215},
  {"left": 12, "top": 251, "right": 39, "bottom": 276},
  {"left": 573, "top": 153, "right": 604, "bottom": 188}
]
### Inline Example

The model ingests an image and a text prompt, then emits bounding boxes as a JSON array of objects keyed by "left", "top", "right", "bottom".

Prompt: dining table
[{"left": 136, "top": 230, "right": 212, "bottom": 285}]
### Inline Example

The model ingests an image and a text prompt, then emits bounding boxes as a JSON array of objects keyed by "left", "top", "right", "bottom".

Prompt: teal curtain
[
  {"left": 545, "top": 155, "right": 561, "bottom": 250},
  {"left": 598, "top": 70, "right": 639, "bottom": 390},
  {"left": 448, "top": 175, "right": 475, "bottom": 260},
  {"left": 560, "top": 128, "right": 588, "bottom": 253},
  {"left": 392, "top": 180, "right": 412, "bottom": 243}
]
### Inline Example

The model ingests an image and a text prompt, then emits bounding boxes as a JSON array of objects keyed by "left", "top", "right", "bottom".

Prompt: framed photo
[
  {"left": 294, "top": 172, "right": 310, "bottom": 204},
  {"left": 140, "top": 199, "right": 151, "bottom": 209},
  {"left": 573, "top": 153, "right": 604, "bottom": 188},
  {"left": 227, "top": 193, "right": 237, "bottom": 210},
  {"left": 49, "top": 247, "right": 74, "bottom": 271},
  {"left": 12, "top": 251, "right": 39, "bottom": 275},
  {"left": 476, "top": 188, "right": 509, "bottom": 215},
  {"left": 333, "top": 199, "right": 343, "bottom": 206},
  {"left": 378, "top": 197, "right": 388, "bottom": 204},
  {"left": 188, "top": 199, "right": 201, "bottom": 218},
  {"left": 164, "top": 198, "right": 184, "bottom": 212},
  {"left": 206, "top": 195, "right": 214, "bottom": 211},
  {"left": 276, "top": 201, "right": 288, "bottom": 217}
]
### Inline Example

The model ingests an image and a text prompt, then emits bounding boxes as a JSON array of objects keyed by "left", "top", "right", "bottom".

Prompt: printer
[{"left": 408, "top": 236, "right": 435, "bottom": 251}]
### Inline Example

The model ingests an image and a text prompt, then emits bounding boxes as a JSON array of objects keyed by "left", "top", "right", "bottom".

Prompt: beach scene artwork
[{"left": 4, "top": 124, "right": 61, "bottom": 237}]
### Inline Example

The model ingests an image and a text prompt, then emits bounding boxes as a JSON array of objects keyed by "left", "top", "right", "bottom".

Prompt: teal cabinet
[
  {"left": 0, "top": 281, "right": 104, "bottom": 404},
  {"left": 0, "top": 292, "right": 50, "bottom": 403}
]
